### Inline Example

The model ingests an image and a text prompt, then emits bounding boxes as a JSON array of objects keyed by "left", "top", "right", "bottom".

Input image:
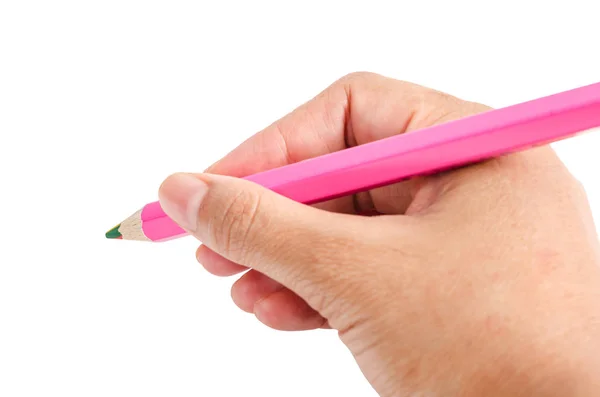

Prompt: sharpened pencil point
[{"left": 105, "top": 224, "right": 122, "bottom": 239}]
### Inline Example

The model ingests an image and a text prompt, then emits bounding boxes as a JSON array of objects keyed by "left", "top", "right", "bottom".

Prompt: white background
[{"left": 1, "top": 1, "right": 599, "bottom": 396}]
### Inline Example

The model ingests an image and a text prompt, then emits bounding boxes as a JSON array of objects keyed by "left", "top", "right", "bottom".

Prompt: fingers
[
  {"left": 254, "top": 289, "right": 327, "bottom": 331},
  {"left": 196, "top": 245, "right": 247, "bottom": 277},
  {"left": 231, "top": 270, "right": 327, "bottom": 331},
  {"left": 230, "top": 270, "right": 283, "bottom": 312},
  {"left": 204, "top": 73, "right": 351, "bottom": 177},
  {"left": 206, "top": 72, "right": 470, "bottom": 215},
  {"left": 208, "top": 72, "right": 434, "bottom": 178},
  {"left": 198, "top": 247, "right": 330, "bottom": 331},
  {"left": 204, "top": 73, "right": 354, "bottom": 214}
]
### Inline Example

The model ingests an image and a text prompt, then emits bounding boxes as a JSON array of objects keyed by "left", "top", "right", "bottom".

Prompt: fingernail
[{"left": 158, "top": 173, "right": 208, "bottom": 232}]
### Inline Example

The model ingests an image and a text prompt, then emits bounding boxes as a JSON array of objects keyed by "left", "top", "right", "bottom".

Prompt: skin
[{"left": 158, "top": 72, "right": 600, "bottom": 396}]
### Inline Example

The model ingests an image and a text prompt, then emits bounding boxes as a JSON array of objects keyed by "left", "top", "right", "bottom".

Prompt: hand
[{"left": 158, "top": 72, "right": 600, "bottom": 396}]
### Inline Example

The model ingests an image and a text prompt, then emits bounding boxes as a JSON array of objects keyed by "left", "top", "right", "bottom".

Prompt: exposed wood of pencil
[{"left": 106, "top": 209, "right": 150, "bottom": 241}]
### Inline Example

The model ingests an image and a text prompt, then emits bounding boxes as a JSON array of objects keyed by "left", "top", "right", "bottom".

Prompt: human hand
[{"left": 158, "top": 73, "right": 600, "bottom": 396}]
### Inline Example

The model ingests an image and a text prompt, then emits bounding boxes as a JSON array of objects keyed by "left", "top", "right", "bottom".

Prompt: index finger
[
  {"left": 205, "top": 77, "right": 348, "bottom": 178},
  {"left": 206, "top": 72, "right": 439, "bottom": 178}
]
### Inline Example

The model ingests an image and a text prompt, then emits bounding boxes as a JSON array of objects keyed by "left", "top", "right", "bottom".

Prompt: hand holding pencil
[{"left": 133, "top": 73, "right": 600, "bottom": 396}]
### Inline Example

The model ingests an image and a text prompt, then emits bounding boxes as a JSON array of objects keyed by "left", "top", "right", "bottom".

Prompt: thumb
[{"left": 158, "top": 172, "right": 364, "bottom": 295}]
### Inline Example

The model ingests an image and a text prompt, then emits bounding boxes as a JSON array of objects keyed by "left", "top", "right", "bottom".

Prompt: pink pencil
[{"left": 106, "top": 82, "right": 600, "bottom": 242}]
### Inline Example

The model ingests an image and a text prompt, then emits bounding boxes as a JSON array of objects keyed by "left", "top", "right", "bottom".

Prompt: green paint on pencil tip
[{"left": 105, "top": 224, "right": 122, "bottom": 239}]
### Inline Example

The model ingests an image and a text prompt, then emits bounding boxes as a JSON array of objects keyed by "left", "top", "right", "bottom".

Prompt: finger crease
[
  {"left": 253, "top": 286, "right": 286, "bottom": 312},
  {"left": 343, "top": 82, "right": 355, "bottom": 149},
  {"left": 273, "top": 122, "right": 294, "bottom": 164},
  {"left": 241, "top": 192, "right": 263, "bottom": 257}
]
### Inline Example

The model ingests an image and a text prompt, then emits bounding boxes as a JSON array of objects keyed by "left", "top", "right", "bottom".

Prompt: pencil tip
[{"left": 105, "top": 224, "right": 122, "bottom": 239}]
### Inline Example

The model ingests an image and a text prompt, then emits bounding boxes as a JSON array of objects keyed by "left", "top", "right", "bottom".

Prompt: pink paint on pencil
[{"left": 109, "top": 81, "right": 600, "bottom": 242}]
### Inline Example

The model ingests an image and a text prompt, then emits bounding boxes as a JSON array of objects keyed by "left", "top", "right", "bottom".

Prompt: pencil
[{"left": 107, "top": 82, "right": 600, "bottom": 242}]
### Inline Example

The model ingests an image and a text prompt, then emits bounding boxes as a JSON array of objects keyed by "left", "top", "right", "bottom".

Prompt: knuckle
[
  {"left": 425, "top": 90, "right": 489, "bottom": 120},
  {"left": 335, "top": 71, "right": 382, "bottom": 89},
  {"left": 341, "top": 71, "right": 378, "bottom": 82},
  {"left": 211, "top": 189, "right": 264, "bottom": 259}
]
